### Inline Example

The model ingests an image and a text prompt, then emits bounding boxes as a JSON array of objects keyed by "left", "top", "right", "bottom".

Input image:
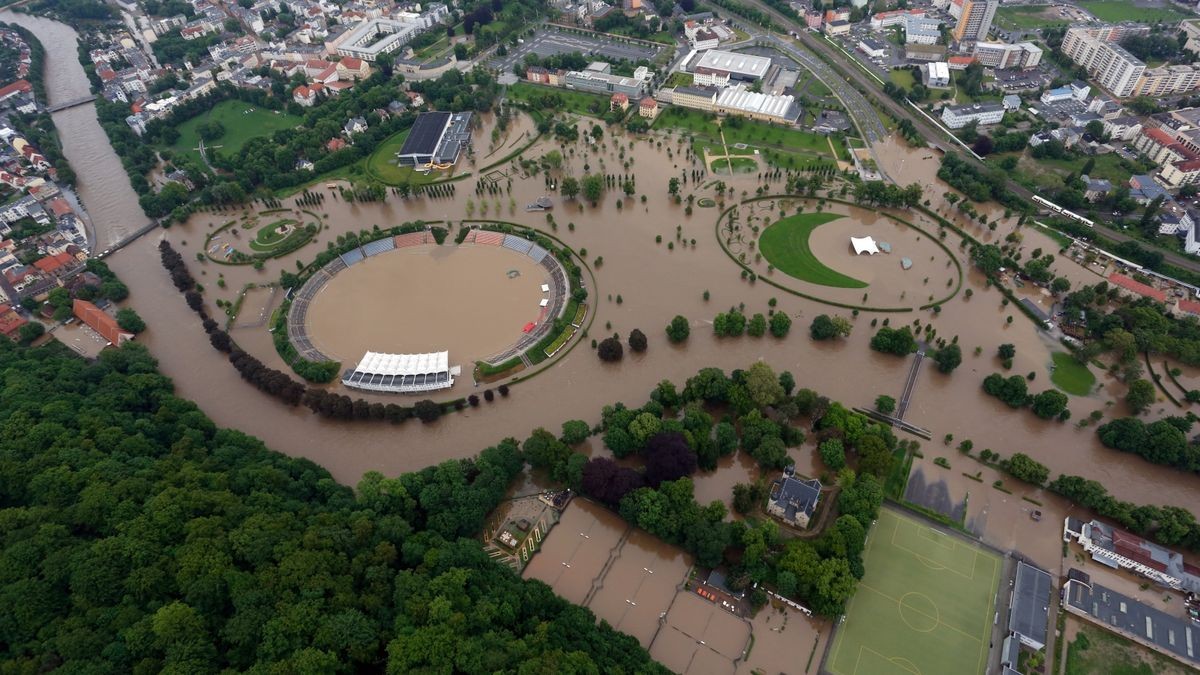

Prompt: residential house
[
  {"left": 335, "top": 56, "right": 371, "bottom": 80},
  {"left": 343, "top": 116, "right": 368, "bottom": 136},
  {"left": 0, "top": 303, "right": 26, "bottom": 340},
  {"left": 1081, "top": 174, "right": 1112, "bottom": 202},
  {"left": 638, "top": 97, "right": 659, "bottom": 119},
  {"left": 766, "top": 474, "right": 822, "bottom": 528},
  {"left": 610, "top": 92, "right": 629, "bottom": 112}
]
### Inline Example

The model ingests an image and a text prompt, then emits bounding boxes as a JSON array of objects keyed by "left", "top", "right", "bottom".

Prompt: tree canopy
[{"left": 0, "top": 340, "right": 665, "bottom": 673}]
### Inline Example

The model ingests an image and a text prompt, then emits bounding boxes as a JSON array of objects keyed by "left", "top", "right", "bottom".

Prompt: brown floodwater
[
  {"left": 29, "top": 10, "right": 1185, "bottom": 528},
  {"left": 100, "top": 123, "right": 1200, "bottom": 523},
  {"left": 306, "top": 244, "right": 546, "bottom": 367}
]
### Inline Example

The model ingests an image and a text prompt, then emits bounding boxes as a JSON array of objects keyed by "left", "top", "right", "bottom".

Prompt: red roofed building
[
  {"left": 33, "top": 252, "right": 77, "bottom": 277},
  {"left": 46, "top": 197, "right": 73, "bottom": 219},
  {"left": 293, "top": 83, "right": 324, "bottom": 107},
  {"left": 336, "top": 56, "right": 370, "bottom": 80},
  {"left": 73, "top": 299, "right": 132, "bottom": 346},
  {"left": 0, "top": 304, "right": 27, "bottom": 340},
  {"left": 326, "top": 138, "right": 347, "bottom": 152},
  {"left": 610, "top": 92, "right": 629, "bottom": 111},
  {"left": 639, "top": 97, "right": 659, "bottom": 119},
  {"left": 0, "top": 79, "right": 32, "bottom": 102},
  {"left": 1178, "top": 298, "right": 1200, "bottom": 316},
  {"left": 947, "top": 56, "right": 975, "bottom": 70},
  {"left": 1108, "top": 273, "right": 1167, "bottom": 302}
]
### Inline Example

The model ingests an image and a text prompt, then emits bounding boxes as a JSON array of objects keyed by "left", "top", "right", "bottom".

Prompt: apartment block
[
  {"left": 972, "top": 41, "right": 1042, "bottom": 70},
  {"left": 1060, "top": 26, "right": 1146, "bottom": 97},
  {"left": 952, "top": 0, "right": 997, "bottom": 42}
]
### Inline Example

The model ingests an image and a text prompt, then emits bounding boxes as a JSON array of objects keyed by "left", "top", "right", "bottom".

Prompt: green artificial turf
[
  {"left": 759, "top": 213, "right": 867, "bottom": 288},
  {"left": 1051, "top": 351, "right": 1096, "bottom": 396},
  {"left": 827, "top": 508, "right": 1002, "bottom": 675}
]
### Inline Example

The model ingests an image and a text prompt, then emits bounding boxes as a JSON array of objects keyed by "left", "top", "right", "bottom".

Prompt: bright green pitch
[{"left": 827, "top": 508, "right": 1002, "bottom": 675}]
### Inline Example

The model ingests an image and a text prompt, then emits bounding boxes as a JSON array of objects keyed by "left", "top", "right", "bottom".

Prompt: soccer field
[{"left": 827, "top": 508, "right": 1002, "bottom": 675}]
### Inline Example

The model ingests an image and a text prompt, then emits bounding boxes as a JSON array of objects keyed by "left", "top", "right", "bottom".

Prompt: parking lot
[{"left": 491, "top": 27, "right": 665, "bottom": 73}]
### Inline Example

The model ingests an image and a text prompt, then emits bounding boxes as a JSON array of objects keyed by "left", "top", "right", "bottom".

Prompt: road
[{"left": 722, "top": 0, "right": 1200, "bottom": 277}]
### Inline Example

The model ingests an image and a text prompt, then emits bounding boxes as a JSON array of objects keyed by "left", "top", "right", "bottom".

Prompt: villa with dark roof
[{"left": 766, "top": 474, "right": 821, "bottom": 528}]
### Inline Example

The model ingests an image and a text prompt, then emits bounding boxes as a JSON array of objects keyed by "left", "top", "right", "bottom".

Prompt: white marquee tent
[{"left": 850, "top": 236, "right": 880, "bottom": 255}]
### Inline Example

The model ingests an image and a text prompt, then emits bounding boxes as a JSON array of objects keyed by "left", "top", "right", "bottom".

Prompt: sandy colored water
[
  {"left": 305, "top": 244, "right": 547, "bottom": 363},
  {"left": 104, "top": 118, "right": 1200, "bottom": 542}
]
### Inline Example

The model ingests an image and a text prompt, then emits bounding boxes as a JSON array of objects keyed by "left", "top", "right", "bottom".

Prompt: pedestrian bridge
[{"left": 47, "top": 95, "right": 96, "bottom": 113}]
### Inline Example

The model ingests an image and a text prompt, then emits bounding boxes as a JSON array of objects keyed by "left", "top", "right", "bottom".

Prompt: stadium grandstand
[
  {"left": 341, "top": 351, "right": 462, "bottom": 393},
  {"left": 287, "top": 228, "right": 577, "bottom": 387},
  {"left": 460, "top": 228, "right": 574, "bottom": 365},
  {"left": 397, "top": 111, "right": 473, "bottom": 167}
]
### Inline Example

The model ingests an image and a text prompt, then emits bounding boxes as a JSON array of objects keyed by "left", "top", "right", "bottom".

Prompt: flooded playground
[{"left": 305, "top": 244, "right": 547, "bottom": 364}]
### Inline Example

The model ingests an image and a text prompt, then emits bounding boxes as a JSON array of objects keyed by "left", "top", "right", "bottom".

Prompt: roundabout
[{"left": 718, "top": 197, "right": 964, "bottom": 312}]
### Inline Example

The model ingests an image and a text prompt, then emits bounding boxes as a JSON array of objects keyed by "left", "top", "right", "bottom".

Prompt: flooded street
[{"left": 306, "top": 244, "right": 547, "bottom": 366}]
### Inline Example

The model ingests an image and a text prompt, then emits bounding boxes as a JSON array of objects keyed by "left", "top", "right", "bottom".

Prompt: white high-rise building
[{"left": 1061, "top": 26, "right": 1147, "bottom": 97}]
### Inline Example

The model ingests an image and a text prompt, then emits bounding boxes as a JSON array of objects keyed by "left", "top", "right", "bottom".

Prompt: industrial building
[
  {"left": 714, "top": 85, "right": 801, "bottom": 124},
  {"left": 396, "top": 111, "right": 473, "bottom": 168},
  {"left": 690, "top": 49, "right": 773, "bottom": 82},
  {"left": 563, "top": 62, "right": 646, "bottom": 98}
]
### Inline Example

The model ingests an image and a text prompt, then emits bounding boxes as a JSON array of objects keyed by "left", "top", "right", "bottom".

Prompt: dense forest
[{"left": 0, "top": 340, "right": 666, "bottom": 673}]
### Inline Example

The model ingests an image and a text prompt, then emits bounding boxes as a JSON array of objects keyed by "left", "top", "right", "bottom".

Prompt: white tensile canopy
[
  {"left": 355, "top": 350, "right": 449, "bottom": 376},
  {"left": 850, "top": 236, "right": 880, "bottom": 255}
]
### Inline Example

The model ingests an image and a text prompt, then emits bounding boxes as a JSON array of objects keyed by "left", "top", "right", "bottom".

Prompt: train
[{"left": 1031, "top": 195, "right": 1094, "bottom": 228}]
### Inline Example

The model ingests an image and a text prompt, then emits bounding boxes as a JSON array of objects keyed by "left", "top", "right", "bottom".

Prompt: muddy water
[
  {"left": 306, "top": 244, "right": 546, "bottom": 366},
  {"left": 736, "top": 603, "right": 828, "bottom": 675},
  {"left": 102, "top": 118, "right": 1200, "bottom": 522},
  {"left": 523, "top": 499, "right": 693, "bottom": 649},
  {"left": 0, "top": 11, "right": 146, "bottom": 250}
]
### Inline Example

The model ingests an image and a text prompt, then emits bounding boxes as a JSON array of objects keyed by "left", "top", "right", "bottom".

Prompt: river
[
  {"left": 10, "top": 11, "right": 1198, "bottom": 528},
  {"left": 0, "top": 10, "right": 145, "bottom": 250}
]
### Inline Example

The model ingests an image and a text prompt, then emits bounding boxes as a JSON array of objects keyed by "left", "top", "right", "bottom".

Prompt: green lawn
[
  {"left": 656, "top": 107, "right": 843, "bottom": 171},
  {"left": 169, "top": 100, "right": 302, "bottom": 168},
  {"left": 508, "top": 81, "right": 612, "bottom": 118},
  {"left": 712, "top": 156, "right": 758, "bottom": 174},
  {"left": 1051, "top": 352, "right": 1096, "bottom": 396},
  {"left": 889, "top": 68, "right": 916, "bottom": 90},
  {"left": 664, "top": 71, "right": 694, "bottom": 88},
  {"left": 759, "top": 212, "right": 867, "bottom": 288},
  {"left": 827, "top": 508, "right": 1002, "bottom": 675},
  {"left": 1065, "top": 621, "right": 1195, "bottom": 675},
  {"left": 1078, "top": 0, "right": 1193, "bottom": 23},
  {"left": 995, "top": 5, "right": 1068, "bottom": 30},
  {"left": 364, "top": 129, "right": 467, "bottom": 186},
  {"left": 806, "top": 77, "right": 833, "bottom": 98}
]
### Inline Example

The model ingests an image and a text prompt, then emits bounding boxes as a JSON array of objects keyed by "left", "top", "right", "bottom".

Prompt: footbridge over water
[{"left": 47, "top": 95, "right": 96, "bottom": 112}]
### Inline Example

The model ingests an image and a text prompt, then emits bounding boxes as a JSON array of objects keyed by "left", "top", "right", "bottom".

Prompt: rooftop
[
  {"left": 692, "top": 49, "right": 772, "bottom": 78},
  {"left": 1009, "top": 562, "right": 1052, "bottom": 646}
]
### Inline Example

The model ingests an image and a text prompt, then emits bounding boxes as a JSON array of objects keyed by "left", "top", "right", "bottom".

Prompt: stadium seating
[
  {"left": 474, "top": 231, "right": 504, "bottom": 246},
  {"left": 340, "top": 249, "right": 364, "bottom": 267},
  {"left": 362, "top": 238, "right": 395, "bottom": 257},
  {"left": 502, "top": 234, "right": 533, "bottom": 254}
]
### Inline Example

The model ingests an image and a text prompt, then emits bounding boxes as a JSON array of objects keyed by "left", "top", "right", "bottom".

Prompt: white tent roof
[
  {"left": 354, "top": 351, "right": 449, "bottom": 375},
  {"left": 851, "top": 236, "right": 880, "bottom": 255}
]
